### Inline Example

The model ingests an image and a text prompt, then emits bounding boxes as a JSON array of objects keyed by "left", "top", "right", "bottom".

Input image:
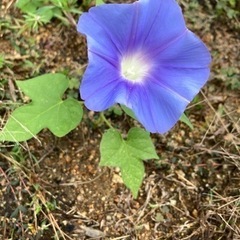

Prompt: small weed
[
  {"left": 221, "top": 67, "right": 240, "bottom": 90},
  {"left": 0, "top": 54, "right": 13, "bottom": 69},
  {"left": 180, "top": 0, "right": 240, "bottom": 30},
  {"left": 0, "top": 54, "right": 5, "bottom": 69},
  {"left": 16, "top": 0, "right": 82, "bottom": 32},
  {"left": 215, "top": 0, "right": 240, "bottom": 20}
]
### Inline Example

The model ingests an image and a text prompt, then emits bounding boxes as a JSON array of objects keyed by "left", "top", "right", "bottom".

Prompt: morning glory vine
[{"left": 0, "top": 0, "right": 211, "bottom": 197}]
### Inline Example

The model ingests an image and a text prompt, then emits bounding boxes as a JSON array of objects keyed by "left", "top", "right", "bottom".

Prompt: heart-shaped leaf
[{"left": 0, "top": 73, "right": 82, "bottom": 142}]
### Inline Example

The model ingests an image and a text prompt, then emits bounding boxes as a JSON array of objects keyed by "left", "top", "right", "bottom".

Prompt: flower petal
[
  {"left": 148, "top": 66, "right": 210, "bottom": 102},
  {"left": 153, "top": 30, "right": 212, "bottom": 68},
  {"left": 128, "top": 82, "right": 190, "bottom": 133},
  {"left": 80, "top": 53, "right": 122, "bottom": 111},
  {"left": 77, "top": 3, "right": 136, "bottom": 58},
  {"left": 77, "top": 12, "right": 118, "bottom": 65},
  {"left": 132, "top": 0, "right": 186, "bottom": 51}
]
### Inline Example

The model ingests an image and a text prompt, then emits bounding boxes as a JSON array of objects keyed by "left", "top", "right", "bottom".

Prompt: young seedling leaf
[
  {"left": 121, "top": 105, "right": 137, "bottom": 120},
  {"left": 100, "top": 127, "right": 158, "bottom": 198},
  {"left": 180, "top": 113, "right": 193, "bottom": 130},
  {"left": 0, "top": 73, "right": 82, "bottom": 142},
  {"left": 96, "top": 0, "right": 105, "bottom": 6}
]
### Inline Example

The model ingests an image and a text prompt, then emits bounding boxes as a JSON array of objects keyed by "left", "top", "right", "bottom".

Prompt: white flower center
[{"left": 120, "top": 53, "right": 151, "bottom": 83}]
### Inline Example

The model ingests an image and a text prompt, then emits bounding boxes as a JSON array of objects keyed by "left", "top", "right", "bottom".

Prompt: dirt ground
[{"left": 0, "top": 0, "right": 240, "bottom": 239}]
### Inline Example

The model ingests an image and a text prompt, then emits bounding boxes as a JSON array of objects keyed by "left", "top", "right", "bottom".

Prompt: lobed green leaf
[
  {"left": 100, "top": 127, "right": 158, "bottom": 198},
  {"left": 0, "top": 73, "right": 82, "bottom": 142}
]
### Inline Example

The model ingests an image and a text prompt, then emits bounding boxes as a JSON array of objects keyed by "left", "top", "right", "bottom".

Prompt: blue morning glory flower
[{"left": 77, "top": 0, "right": 211, "bottom": 133}]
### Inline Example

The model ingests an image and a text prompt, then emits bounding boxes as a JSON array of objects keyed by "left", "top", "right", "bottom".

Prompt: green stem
[{"left": 100, "top": 112, "right": 113, "bottom": 129}]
